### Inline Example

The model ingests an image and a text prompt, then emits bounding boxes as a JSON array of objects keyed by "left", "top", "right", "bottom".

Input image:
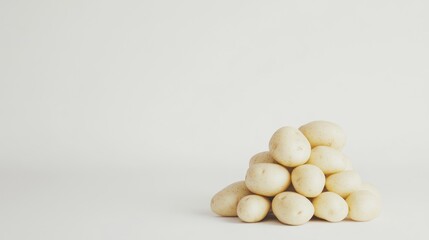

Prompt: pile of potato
[{"left": 211, "top": 121, "right": 381, "bottom": 225}]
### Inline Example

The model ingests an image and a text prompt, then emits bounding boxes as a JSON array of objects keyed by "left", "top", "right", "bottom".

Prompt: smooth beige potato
[
  {"left": 307, "top": 146, "right": 346, "bottom": 175},
  {"left": 312, "top": 192, "right": 348, "bottom": 222},
  {"left": 272, "top": 192, "right": 314, "bottom": 225},
  {"left": 269, "top": 126, "right": 311, "bottom": 167},
  {"left": 211, "top": 181, "right": 252, "bottom": 216},
  {"left": 326, "top": 171, "right": 362, "bottom": 198},
  {"left": 299, "top": 121, "right": 346, "bottom": 150},
  {"left": 249, "top": 151, "right": 276, "bottom": 166},
  {"left": 291, "top": 164, "right": 325, "bottom": 198},
  {"left": 237, "top": 195, "right": 271, "bottom": 222},
  {"left": 245, "top": 163, "right": 290, "bottom": 197},
  {"left": 346, "top": 190, "right": 381, "bottom": 221}
]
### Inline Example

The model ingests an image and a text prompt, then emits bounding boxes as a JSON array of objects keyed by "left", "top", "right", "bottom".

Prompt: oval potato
[
  {"left": 312, "top": 192, "right": 348, "bottom": 222},
  {"left": 326, "top": 171, "right": 362, "bottom": 198},
  {"left": 249, "top": 151, "right": 276, "bottom": 166},
  {"left": 346, "top": 190, "right": 381, "bottom": 221},
  {"left": 307, "top": 146, "right": 346, "bottom": 175},
  {"left": 237, "top": 195, "right": 271, "bottom": 223},
  {"left": 291, "top": 164, "right": 325, "bottom": 198},
  {"left": 269, "top": 126, "right": 311, "bottom": 167},
  {"left": 272, "top": 192, "right": 314, "bottom": 225},
  {"left": 299, "top": 121, "right": 346, "bottom": 150},
  {"left": 211, "top": 181, "right": 252, "bottom": 216},
  {"left": 245, "top": 163, "right": 290, "bottom": 197}
]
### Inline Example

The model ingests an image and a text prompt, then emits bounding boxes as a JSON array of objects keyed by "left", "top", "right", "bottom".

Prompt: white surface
[{"left": 1, "top": 0, "right": 429, "bottom": 239}]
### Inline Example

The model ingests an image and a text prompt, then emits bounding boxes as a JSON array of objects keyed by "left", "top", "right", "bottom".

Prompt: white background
[{"left": 1, "top": 0, "right": 428, "bottom": 239}]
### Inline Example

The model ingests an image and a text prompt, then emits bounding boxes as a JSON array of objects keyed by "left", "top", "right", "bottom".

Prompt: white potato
[
  {"left": 249, "top": 151, "right": 276, "bottom": 166},
  {"left": 346, "top": 190, "right": 381, "bottom": 221},
  {"left": 307, "top": 146, "right": 346, "bottom": 175},
  {"left": 211, "top": 181, "right": 252, "bottom": 216},
  {"left": 357, "top": 183, "right": 381, "bottom": 200},
  {"left": 269, "top": 126, "right": 311, "bottom": 167},
  {"left": 291, "top": 164, "right": 325, "bottom": 198},
  {"left": 245, "top": 163, "right": 290, "bottom": 197},
  {"left": 343, "top": 155, "right": 353, "bottom": 170},
  {"left": 272, "top": 192, "right": 314, "bottom": 225},
  {"left": 312, "top": 192, "right": 348, "bottom": 222},
  {"left": 237, "top": 195, "right": 271, "bottom": 223},
  {"left": 299, "top": 121, "right": 346, "bottom": 150},
  {"left": 326, "top": 171, "right": 362, "bottom": 198}
]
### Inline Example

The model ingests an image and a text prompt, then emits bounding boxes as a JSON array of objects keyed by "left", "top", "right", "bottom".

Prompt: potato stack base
[{"left": 211, "top": 121, "right": 381, "bottom": 225}]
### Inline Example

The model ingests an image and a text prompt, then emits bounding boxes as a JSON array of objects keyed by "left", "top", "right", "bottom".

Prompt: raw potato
[
  {"left": 211, "top": 181, "right": 252, "bottom": 216},
  {"left": 299, "top": 121, "right": 346, "bottom": 150},
  {"left": 312, "top": 192, "right": 348, "bottom": 222},
  {"left": 237, "top": 195, "right": 271, "bottom": 223},
  {"left": 272, "top": 192, "right": 314, "bottom": 225},
  {"left": 291, "top": 164, "right": 325, "bottom": 198},
  {"left": 269, "top": 126, "right": 311, "bottom": 167},
  {"left": 326, "top": 171, "right": 362, "bottom": 198},
  {"left": 346, "top": 190, "right": 380, "bottom": 221},
  {"left": 249, "top": 151, "right": 276, "bottom": 166},
  {"left": 245, "top": 163, "right": 290, "bottom": 197},
  {"left": 307, "top": 146, "right": 346, "bottom": 175}
]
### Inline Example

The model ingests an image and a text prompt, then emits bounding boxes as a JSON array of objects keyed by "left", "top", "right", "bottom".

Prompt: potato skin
[
  {"left": 249, "top": 151, "right": 276, "bottom": 166},
  {"left": 326, "top": 171, "right": 362, "bottom": 198},
  {"left": 307, "top": 146, "right": 346, "bottom": 175},
  {"left": 237, "top": 195, "right": 271, "bottom": 223},
  {"left": 346, "top": 190, "right": 381, "bottom": 221},
  {"left": 357, "top": 183, "right": 381, "bottom": 200},
  {"left": 211, "top": 181, "right": 252, "bottom": 217},
  {"left": 245, "top": 163, "right": 290, "bottom": 197},
  {"left": 312, "top": 192, "right": 348, "bottom": 222},
  {"left": 299, "top": 121, "right": 346, "bottom": 150},
  {"left": 291, "top": 164, "right": 325, "bottom": 198},
  {"left": 269, "top": 126, "right": 311, "bottom": 167},
  {"left": 272, "top": 192, "right": 314, "bottom": 225}
]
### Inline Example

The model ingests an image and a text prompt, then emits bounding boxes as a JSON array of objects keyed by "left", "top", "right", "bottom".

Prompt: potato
[
  {"left": 312, "top": 192, "right": 348, "bottom": 222},
  {"left": 291, "top": 164, "right": 325, "bottom": 198},
  {"left": 269, "top": 126, "right": 311, "bottom": 167},
  {"left": 307, "top": 146, "right": 346, "bottom": 175},
  {"left": 237, "top": 195, "right": 271, "bottom": 223},
  {"left": 272, "top": 192, "right": 314, "bottom": 225},
  {"left": 211, "top": 181, "right": 252, "bottom": 216},
  {"left": 346, "top": 190, "right": 381, "bottom": 221},
  {"left": 299, "top": 121, "right": 346, "bottom": 150},
  {"left": 357, "top": 183, "right": 381, "bottom": 200},
  {"left": 325, "top": 171, "right": 362, "bottom": 198},
  {"left": 245, "top": 163, "right": 290, "bottom": 197},
  {"left": 249, "top": 151, "right": 276, "bottom": 166}
]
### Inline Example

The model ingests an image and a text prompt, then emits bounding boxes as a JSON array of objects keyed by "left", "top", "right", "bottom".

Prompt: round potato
[
  {"left": 299, "top": 121, "right": 346, "bottom": 150},
  {"left": 312, "top": 192, "right": 348, "bottom": 222},
  {"left": 269, "top": 126, "right": 311, "bottom": 167},
  {"left": 249, "top": 151, "right": 276, "bottom": 166},
  {"left": 272, "top": 192, "right": 314, "bottom": 225},
  {"left": 307, "top": 146, "right": 346, "bottom": 175},
  {"left": 237, "top": 195, "right": 271, "bottom": 223},
  {"left": 291, "top": 164, "right": 325, "bottom": 198},
  {"left": 346, "top": 190, "right": 380, "bottom": 221},
  {"left": 211, "top": 181, "right": 252, "bottom": 216},
  {"left": 245, "top": 163, "right": 290, "bottom": 197},
  {"left": 326, "top": 171, "right": 362, "bottom": 198}
]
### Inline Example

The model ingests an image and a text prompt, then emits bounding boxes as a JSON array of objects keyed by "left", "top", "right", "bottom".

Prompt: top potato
[
  {"left": 269, "top": 126, "right": 311, "bottom": 167},
  {"left": 299, "top": 121, "right": 346, "bottom": 150}
]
